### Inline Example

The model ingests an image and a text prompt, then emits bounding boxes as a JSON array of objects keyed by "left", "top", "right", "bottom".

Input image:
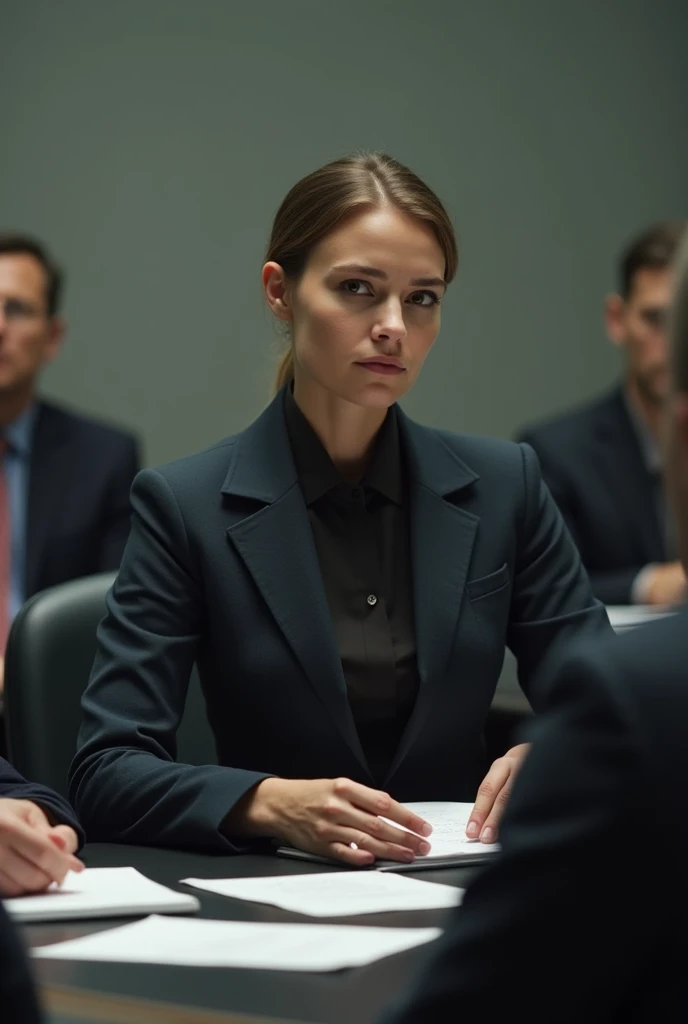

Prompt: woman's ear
[{"left": 262, "top": 262, "right": 292, "bottom": 322}]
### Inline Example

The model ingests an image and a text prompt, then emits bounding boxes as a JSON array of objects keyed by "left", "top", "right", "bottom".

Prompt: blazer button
[{"left": 367, "top": 594, "right": 377, "bottom": 606}]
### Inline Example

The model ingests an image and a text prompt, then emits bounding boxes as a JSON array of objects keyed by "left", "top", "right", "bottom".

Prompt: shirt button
[
  {"left": 351, "top": 487, "right": 363, "bottom": 501},
  {"left": 367, "top": 594, "right": 378, "bottom": 607}
]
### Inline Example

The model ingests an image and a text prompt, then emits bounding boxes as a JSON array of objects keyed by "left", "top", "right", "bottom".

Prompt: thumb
[{"left": 49, "top": 826, "right": 80, "bottom": 856}]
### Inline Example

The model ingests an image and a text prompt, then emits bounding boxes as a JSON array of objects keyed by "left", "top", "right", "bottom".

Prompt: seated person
[
  {"left": 0, "top": 233, "right": 141, "bottom": 688},
  {"left": 0, "top": 755, "right": 84, "bottom": 896},
  {"left": 69, "top": 153, "right": 610, "bottom": 864},
  {"left": 519, "top": 222, "right": 686, "bottom": 605},
  {"left": 382, "top": 232, "right": 688, "bottom": 1024}
]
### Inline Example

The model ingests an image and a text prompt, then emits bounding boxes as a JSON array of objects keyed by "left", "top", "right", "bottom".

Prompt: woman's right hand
[{"left": 231, "top": 777, "right": 433, "bottom": 866}]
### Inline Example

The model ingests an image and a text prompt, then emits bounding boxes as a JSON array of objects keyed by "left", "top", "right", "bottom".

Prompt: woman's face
[{"left": 267, "top": 205, "right": 447, "bottom": 409}]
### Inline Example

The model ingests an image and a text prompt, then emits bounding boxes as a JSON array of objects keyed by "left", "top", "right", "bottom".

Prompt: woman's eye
[
  {"left": 408, "top": 290, "right": 440, "bottom": 307},
  {"left": 341, "top": 279, "right": 373, "bottom": 296}
]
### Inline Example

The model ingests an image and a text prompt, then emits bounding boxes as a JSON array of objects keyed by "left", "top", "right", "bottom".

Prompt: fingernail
[
  {"left": 402, "top": 850, "right": 415, "bottom": 862},
  {"left": 418, "top": 841, "right": 431, "bottom": 856},
  {"left": 421, "top": 822, "right": 433, "bottom": 837},
  {"left": 466, "top": 820, "right": 479, "bottom": 838},
  {"left": 481, "top": 827, "right": 494, "bottom": 844}
]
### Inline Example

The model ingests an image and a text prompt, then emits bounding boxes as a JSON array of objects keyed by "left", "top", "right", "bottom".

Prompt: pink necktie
[{"left": 0, "top": 439, "right": 10, "bottom": 653}]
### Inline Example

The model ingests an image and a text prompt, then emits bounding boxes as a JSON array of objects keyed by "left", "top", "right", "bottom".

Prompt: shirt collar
[
  {"left": 283, "top": 386, "right": 403, "bottom": 506},
  {"left": 2, "top": 402, "right": 38, "bottom": 457},
  {"left": 623, "top": 390, "right": 662, "bottom": 474}
]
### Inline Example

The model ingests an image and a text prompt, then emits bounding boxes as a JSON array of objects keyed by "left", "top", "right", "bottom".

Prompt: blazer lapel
[
  {"left": 26, "top": 403, "right": 69, "bottom": 596},
  {"left": 222, "top": 392, "right": 369, "bottom": 773},
  {"left": 594, "top": 392, "right": 664, "bottom": 561},
  {"left": 385, "top": 413, "right": 479, "bottom": 780}
]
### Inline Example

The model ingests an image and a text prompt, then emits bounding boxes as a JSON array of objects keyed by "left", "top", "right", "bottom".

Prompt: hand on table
[
  {"left": 231, "top": 776, "right": 433, "bottom": 867},
  {"left": 466, "top": 743, "right": 530, "bottom": 844},
  {"left": 643, "top": 562, "right": 687, "bottom": 606},
  {"left": 0, "top": 799, "right": 84, "bottom": 896}
]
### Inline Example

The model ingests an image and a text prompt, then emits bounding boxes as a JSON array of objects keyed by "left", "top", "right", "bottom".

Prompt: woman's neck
[{"left": 292, "top": 378, "right": 388, "bottom": 482}]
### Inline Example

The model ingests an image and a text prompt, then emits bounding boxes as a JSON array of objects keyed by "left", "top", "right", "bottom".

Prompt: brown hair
[
  {"left": 265, "top": 153, "right": 458, "bottom": 392},
  {"left": 619, "top": 221, "right": 685, "bottom": 299},
  {"left": 0, "top": 232, "right": 64, "bottom": 315}
]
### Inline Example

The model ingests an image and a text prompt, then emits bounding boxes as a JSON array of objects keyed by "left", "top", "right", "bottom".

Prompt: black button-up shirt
[{"left": 284, "top": 388, "right": 420, "bottom": 784}]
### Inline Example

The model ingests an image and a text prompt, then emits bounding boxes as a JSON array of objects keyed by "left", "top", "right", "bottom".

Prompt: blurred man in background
[
  {"left": 520, "top": 222, "right": 685, "bottom": 605},
  {"left": 0, "top": 233, "right": 140, "bottom": 688}
]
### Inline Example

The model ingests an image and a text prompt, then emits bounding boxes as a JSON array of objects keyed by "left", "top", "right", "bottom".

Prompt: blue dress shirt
[{"left": 2, "top": 404, "right": 37, "bottom": 621}]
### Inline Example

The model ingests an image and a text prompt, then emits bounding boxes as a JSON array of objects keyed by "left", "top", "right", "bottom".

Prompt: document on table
[
  {"left": 375, "top": 801, "right": 501, "bottom": 870},
  {"left": 32, "top": 914, "right": 441, "bottom": 971},
  {"left": 3, "top": 867, "right": 200, "bottom": 923},
  {"left": 181, "top": 871, "right": 463, "bottom": 917},
  {"left": 276, "top": 801, "right": 500, "bottom": 871}
]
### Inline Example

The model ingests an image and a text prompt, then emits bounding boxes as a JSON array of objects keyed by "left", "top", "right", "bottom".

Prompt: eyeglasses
[{"left": 0, "top": 298, "right": 45, "bottom": 321}]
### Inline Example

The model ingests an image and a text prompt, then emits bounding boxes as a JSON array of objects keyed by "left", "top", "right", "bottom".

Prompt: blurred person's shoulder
[
  {"left": 37, "top": 397, "right": 139, "bottom": 452},
  {"left": 517, "top": 387, "right": 622, "bottom": 452}
]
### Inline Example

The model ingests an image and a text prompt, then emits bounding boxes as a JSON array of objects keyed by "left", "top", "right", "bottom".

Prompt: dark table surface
[{"left": 25, "top": 843, "right": 481, "bottom": 1024}]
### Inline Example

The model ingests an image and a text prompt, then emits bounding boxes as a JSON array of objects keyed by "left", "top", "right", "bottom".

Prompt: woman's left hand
[{"left": 465, "top": 743, "right": 530, "bottom": 844}]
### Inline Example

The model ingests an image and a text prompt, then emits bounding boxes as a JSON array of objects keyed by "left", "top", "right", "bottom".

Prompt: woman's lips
[{"left": 356, "top": 361, "right": 405, "bottom": 375}]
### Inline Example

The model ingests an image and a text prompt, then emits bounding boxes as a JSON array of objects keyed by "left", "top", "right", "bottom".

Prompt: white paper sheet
[
  {"left": 4, "top": 867, "right": 200, "bottom": 922},
  {"left": 379, "top": 801, "right": 501, "bottom": 861},
  {"left": 181, "top": 871, "right": 463, "bottom": 917},
  {"left": 31, "top": 913, "right": 441, "bottom": 971}
]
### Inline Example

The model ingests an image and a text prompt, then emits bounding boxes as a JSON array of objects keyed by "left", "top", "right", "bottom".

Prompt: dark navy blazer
[{"left": 70, "top": 389, "right": 610, "bottom": 852}]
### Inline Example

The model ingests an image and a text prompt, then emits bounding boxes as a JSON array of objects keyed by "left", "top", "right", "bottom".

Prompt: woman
[{"left": 69, "top": 153, "right": 610, "bottom": 865}]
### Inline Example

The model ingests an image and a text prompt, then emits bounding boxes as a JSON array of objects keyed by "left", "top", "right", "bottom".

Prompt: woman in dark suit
[{"left": 69, "top": 153, "right": 610, "bottom": 865}]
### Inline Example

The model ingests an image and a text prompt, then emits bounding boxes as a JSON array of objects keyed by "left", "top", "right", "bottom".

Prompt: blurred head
[
  {"left": 605, "top": 222, "right": 685, "bottom": 406},
  {"left": 663, "top": 231, "right": 688, "bottom": 569},
  {"left": 262, "top": 153, "right": 457, "bottom": 411},
  {"left": 0, "top": 234, "right": 65, "bottom": 409}
]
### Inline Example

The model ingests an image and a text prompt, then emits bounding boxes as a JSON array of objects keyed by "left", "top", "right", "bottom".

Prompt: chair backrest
[{"left": 3, "top": 572, "right": 216, "bottom": 797}]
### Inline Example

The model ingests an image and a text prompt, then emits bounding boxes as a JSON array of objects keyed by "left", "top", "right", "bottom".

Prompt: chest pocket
[{"left": 466, "top": 562, "right": 510, "bottom": 602}]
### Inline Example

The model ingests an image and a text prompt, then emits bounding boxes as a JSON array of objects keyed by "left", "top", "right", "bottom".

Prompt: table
[{"left": 26, "top": 844, "right": 479, "bottom": 1024}]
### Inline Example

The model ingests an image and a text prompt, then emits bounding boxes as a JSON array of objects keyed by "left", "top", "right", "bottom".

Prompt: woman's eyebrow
[{"left": 329, "top": 263, "right": 445, "bottom": 287}]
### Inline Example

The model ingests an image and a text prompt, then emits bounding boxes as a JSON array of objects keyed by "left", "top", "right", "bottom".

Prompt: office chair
[{"left": 3, "top": 572, "right": 216, "bottom": 797}]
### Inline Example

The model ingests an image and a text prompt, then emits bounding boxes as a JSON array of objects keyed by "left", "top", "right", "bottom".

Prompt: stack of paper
[
  {"left": 3, "top": 867, "right": 200, "bottom": 922},
  {"left": 375, "top": 801, "right": 501, "bottom": 870},
  {"left": 182, "top": 870, "right": 463, "bottom": 916},
  {"left": 32, "top": 914, "right": 441, "bottom": 971}
]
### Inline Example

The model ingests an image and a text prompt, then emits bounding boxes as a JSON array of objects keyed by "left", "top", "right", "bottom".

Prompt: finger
[
  {"left": 329, "top": 827, "right": 423, "bottom": 865},
  {"left": 332, "top": 779, "right": 432, "bottom": 837},
  {"left": 327, "top": 841, "right": 376, "bottom": 867},
  {"left": 49, "top": 826, "right": 80, "bottom": 856},
  {"left": 22, "top": 802, "right": 53, "bottom": 832},
  {"left": 325, "top": 802, "right": 432, "bottom": 855},
  {"left": 478, "top": 775, "right": 514, "bottom": 844},
  {"left": 7, "top": 820, "right": 77, "bottom": 886},
  {"left": 466, "top": 758, "right": 512, "bottom": 838},
  {"left": 0, "top": 849, "right": 55, "bottom": 895}
]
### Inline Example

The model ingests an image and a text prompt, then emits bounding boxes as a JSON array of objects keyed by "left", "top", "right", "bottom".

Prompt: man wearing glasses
[
  {"left": 0, "top": 234, "right": 140, "bottom": 689},
  {"left": 519, "top": 222, "right": 686, "bottom": 606}
]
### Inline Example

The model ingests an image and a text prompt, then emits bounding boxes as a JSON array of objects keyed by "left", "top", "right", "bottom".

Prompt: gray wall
[{"left": 2, "top": 0, "right": 687, "bottom": 465}]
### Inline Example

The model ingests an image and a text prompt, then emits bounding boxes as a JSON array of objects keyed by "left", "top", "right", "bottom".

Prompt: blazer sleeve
[
  {"left": 507, "top": 444, "right": 611, "bottom": 708},
  {"left": 0, "top": 758, "right": 85, "bottom": 849},
  {"left": 96, "top": 435, "right": 141, "bottom": 572},
  {"left": 382, "top": 648, "right": 663, "bottom": 1024},
  {"left": 68, "top": 468, "right": 271, "bottom": 853},
  {"left": 518, "top": 432, "right": 638, "bottom": 606}
]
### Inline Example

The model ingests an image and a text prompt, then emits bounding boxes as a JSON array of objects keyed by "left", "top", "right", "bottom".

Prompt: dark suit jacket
[
  {"left": 519, "top": 388, "right": 665, "bottom": 605},
  {"left": 69, "top": 388, "right": 610, "bottom": 852},
  {"left": 25, "top": 401, "right": 140, "bottom": 598},
  {"left": 0, "top": 902, "right": 42, "bottom": 1024},
  {"left": 384, "top": 610, "right": 688, "bottom": 1024},
  {"left": 0, "top": 756, "right": 84, "bottom": 847}
]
